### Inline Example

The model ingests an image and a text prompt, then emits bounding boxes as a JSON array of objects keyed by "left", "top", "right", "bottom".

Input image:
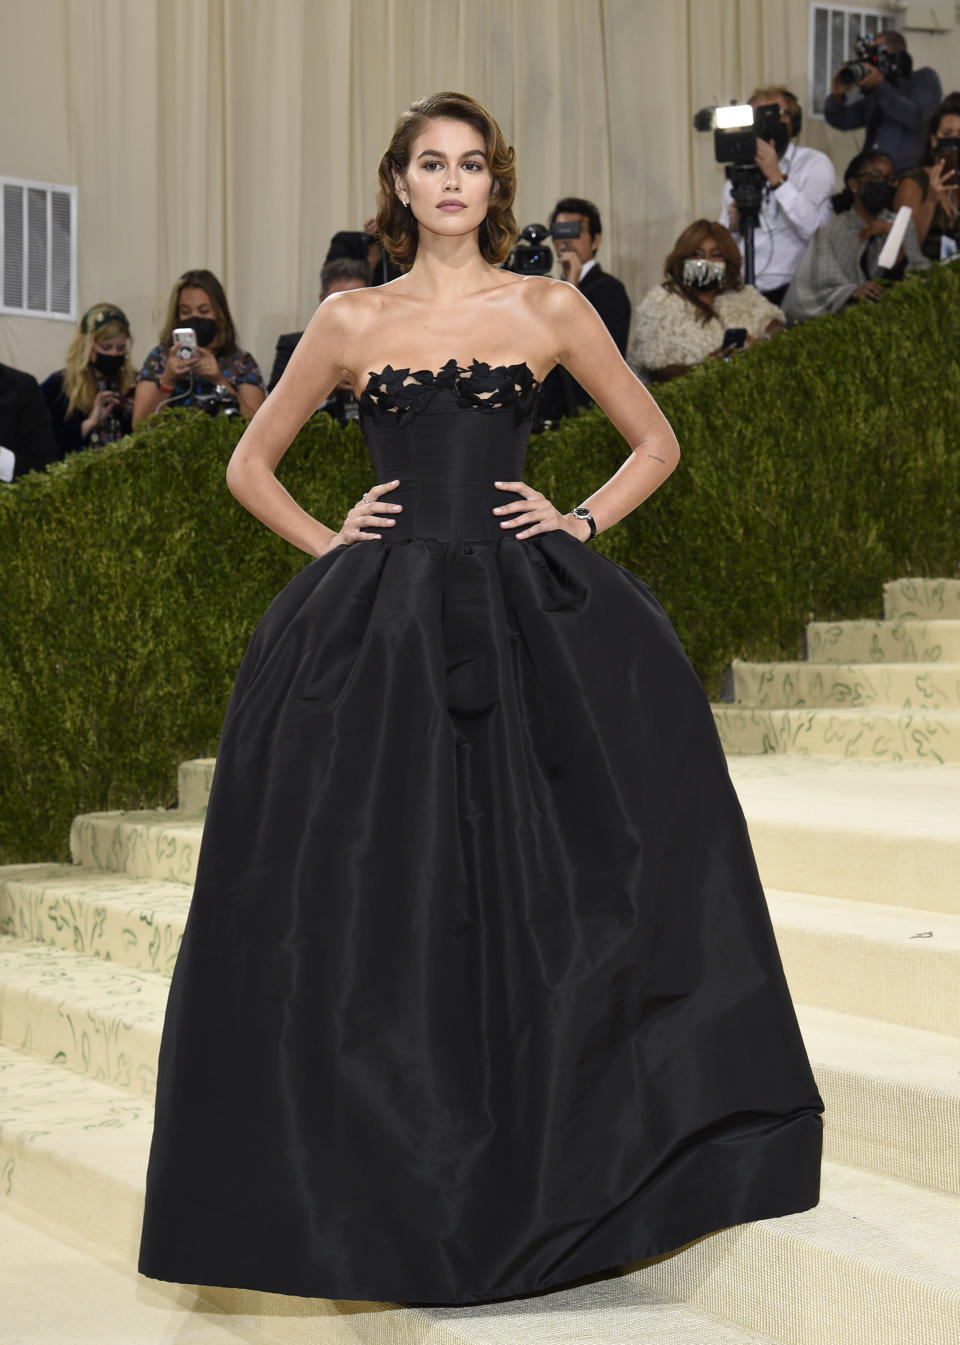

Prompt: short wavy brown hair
[
  {"left": 376, "top": 92, "right": 517, "bottom": 268},
  {"left": 663, "top": 220, "right": 743, "bottom": 323}
]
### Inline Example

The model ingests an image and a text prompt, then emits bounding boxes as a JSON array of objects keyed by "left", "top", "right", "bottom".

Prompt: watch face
[{"left": 573, "top": 506, "right": 591, "bottom": 519}]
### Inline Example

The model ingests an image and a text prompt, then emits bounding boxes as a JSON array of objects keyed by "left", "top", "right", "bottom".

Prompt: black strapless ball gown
[{"left": 139, "top": 360, "right": 823, "bottom": 1304}]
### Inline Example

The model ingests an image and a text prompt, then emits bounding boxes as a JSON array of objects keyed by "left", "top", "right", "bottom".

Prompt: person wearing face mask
[
  {"left": 782, "top": 151, "right": 930, "bottom": 323},
  {"left": 40, "top": 303, "right": 136, "bottom": 457},
  {"left": 719, "top": 86, "right": 835, "bottom": 306},
  {"left": 628, "top": 220, "right": 784, "bottom": 383},
  {"left": 894, "top": 93, "right": 960, "bottom": 262},
  {"left": 133, "top": 269, "right": 265, "bottom": 425}
]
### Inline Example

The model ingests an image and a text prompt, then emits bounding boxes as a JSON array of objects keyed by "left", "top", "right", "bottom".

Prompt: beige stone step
[
  {"left": 635, "top": 1160, "right": 960, "bottom": 1345},
  {"left": 178, "top": 758, "right": 215, "bottom": 813},
  {"left": 884, "top": 578, "right": 960, "bottom": 620},
  {"left": 769, "top": 889, "right": 960, "bottom": 1034},
  {"left": 727, "top": 757, "right": 960, "bottom": 913},
  {"left": 797, "top": 1005, "right": 960, "bottom": 1197},
  {"left": 713, "top": 703, "right": 960, "bottom": 763},
  {"left": 806, "top": 619, "right": 960, "bottom": 664},
  {"left": 0, "top": 864, "right": 188, "bottom": 974},
  {"left": 3, "top": 1045, "right": 955, "bottom": 1345},
  {"left": 0, "top": 938, "right": 165, "bottom": 1097},
  {"left": 729, "top": 661, "right": 960, "bottom": 711},
  {"left": 70, "top": 809, "right": 203, "bottom": 884},
  {"left": 0, "top": 1206, "right": 278, "bottom": 1344}
]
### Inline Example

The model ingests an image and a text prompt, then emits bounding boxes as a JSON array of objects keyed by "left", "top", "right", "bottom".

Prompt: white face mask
[{"left": 682, "top": 258, "right": 727, "bottom": 288}]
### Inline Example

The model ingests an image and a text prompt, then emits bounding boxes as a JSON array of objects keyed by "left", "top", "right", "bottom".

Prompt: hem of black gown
[{"left": 138, "top": 1111, "right": 822, "bottom": 1307}]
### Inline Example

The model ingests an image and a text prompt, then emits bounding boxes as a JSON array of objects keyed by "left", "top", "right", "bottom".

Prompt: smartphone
[
  {"left": 722, "top": 327, "right": 747, "bottom": 350},
  {"left": 172, "top": 327, "right": 198, "bottom": 360},
  {"left": 936, "top": 138, "right": 960, "bottom": 180}
]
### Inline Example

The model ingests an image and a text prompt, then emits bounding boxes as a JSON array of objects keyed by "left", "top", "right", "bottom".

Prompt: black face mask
[
  {"left": 93, "top": 351, "right": 126, "bottom": 376},
  {"left": 184, "top": 316, "right": 219, "bottom": 348},
  {"left": 859, "top": 180, "right": 896, "bottom": 216}
]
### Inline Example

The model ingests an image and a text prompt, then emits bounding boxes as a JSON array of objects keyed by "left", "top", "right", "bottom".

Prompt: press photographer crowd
[{"left": 1, "top": 28, "right": 957, "bottom": 481}]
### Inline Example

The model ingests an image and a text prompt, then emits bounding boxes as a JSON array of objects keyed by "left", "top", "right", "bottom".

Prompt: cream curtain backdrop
[{"left": 4, "top": 0, "right": 944, "bottom": 383}]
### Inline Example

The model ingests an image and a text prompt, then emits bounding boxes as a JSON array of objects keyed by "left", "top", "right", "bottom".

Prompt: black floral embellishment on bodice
[{"left": 360, "top": 359, "right": 540, "bottom": 427}]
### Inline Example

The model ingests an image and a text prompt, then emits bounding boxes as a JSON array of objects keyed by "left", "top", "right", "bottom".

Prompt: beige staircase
[
  {"left": 714, "top": 578, "right": 960, "bottom": 763},
  {"left": 1, "top": 580, "right": 959, "bottom": 1343}
]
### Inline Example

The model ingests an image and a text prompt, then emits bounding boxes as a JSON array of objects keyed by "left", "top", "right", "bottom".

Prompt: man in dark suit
[
  {"left": 538, "top": 197, "right": 632, "bottom": 424},
  {"left": 0, "top": 363, "right": 58, "bottom": 481},
  {"left": 267, "top": 257, "right": 371, "bottom": 396}
]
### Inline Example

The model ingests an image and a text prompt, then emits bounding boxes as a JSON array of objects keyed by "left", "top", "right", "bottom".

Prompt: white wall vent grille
[
  {"left": 809, "top": 5, "right": 899, "bottom": 120},
  {"left": 0, "top": 177, "right": 76, "bottom": 320}
]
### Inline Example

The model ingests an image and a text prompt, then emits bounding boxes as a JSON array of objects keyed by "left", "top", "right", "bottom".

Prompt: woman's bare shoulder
[{"left": 500, "top": 273, "right": 589, "bottom": 320}]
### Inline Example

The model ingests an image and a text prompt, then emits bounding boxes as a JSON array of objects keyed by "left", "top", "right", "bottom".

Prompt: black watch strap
[{"left": 572, "top": 505, "right": 597, "bottom": 540}]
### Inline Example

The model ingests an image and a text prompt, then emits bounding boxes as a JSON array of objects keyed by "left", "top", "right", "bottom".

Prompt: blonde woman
[{"left": 40, "top": 303, "right": 135, "bottom": 455}]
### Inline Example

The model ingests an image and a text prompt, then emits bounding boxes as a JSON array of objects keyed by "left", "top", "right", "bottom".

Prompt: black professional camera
[
  {"left": 506, "top": 224, "right": 552, "bottom": 274},
  {"left": 504, "top": 219, "right": 582, "bottom": 274},
  {"left": 693, "top": 101, "right": 788, "bottom": 166},
  {"left": 838, "top": 34, "right": 912, "bottom": 86},
  {"left": 193, "top": 383, "right": 242, "bottom": 418}
]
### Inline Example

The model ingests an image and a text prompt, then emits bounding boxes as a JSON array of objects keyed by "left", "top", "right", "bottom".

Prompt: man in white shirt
[{"left": 719, "top": 86, "right": 836, "bottom": 305}]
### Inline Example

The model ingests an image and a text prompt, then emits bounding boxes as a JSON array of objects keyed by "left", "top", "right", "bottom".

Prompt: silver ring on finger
[{"left": 362, "top": 492, "right": 371, "bottom": 503}]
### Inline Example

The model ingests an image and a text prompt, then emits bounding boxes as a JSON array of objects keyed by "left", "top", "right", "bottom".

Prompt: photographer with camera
[
  {"left": 133, "top": 269, "right": 265, "bottom": 425},
  {"left": 628, "top": 221, "right": 784, "bottom": 383},
  {"left": 718, "top": 87, "right": 835, "bottom": 305},
  {"left": 894, "top": 93, "right": 960, "bottom": 261},
  {"left": 537, "top": 196, "right": 631, "bottom": 422},
  {"left": 782, "top": 150, "right": 929, "bottom": 322},
  {"left": 824, "top": 30, "right": 942, "bottom": 176}
]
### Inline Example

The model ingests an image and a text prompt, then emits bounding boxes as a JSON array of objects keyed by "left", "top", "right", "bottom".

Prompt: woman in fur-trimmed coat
[{"left": 629, "top": 220, "right": 783, "bottom": 382}]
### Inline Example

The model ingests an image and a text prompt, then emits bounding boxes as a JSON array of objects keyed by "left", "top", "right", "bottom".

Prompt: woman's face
[
  {"left": 89, "top": 332, "right": 128, "bottom": 363},
  {"left": 396, "top": 117, "right": 494, "bottom": 243},
  {"left": 686, "top": 235, "right": 725, "bottom": 264},
  {"left": 933, "top": 113, "right": 960, "bottom": 146},
  {"left": 177, "top": 286, "right": 217, "bottom": 323},
  {"left": 851, "top": 156, "right": 896, "bottom": 204}
]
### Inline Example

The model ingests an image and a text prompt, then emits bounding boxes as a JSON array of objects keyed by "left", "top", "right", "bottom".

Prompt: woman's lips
[{"left": 437, "top": 202, "right": 467, "bottom": 210}]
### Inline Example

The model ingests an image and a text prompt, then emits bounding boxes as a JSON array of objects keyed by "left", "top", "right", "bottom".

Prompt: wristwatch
[
  {"left": 770, "top": 174, "right": 789, "bottom": 191},
  {"left": 572, "top": 504, "right": 597, "bottom": 541}
]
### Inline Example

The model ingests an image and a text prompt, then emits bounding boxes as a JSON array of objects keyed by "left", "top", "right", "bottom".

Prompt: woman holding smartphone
[
  {"left": 895, "top": 93, "right": 960, "bottom": 261},
  {"left": 133, "top": 268, "right": 265, "bottom": 424}
]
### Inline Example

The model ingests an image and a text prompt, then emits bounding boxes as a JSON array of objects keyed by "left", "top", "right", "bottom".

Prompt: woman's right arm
[{"left": 224, "top": 295, "right": 361, "bottom": 556}]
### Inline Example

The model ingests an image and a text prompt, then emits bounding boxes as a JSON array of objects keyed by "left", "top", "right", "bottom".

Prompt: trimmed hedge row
[{"left": 3, "top": 263, "right": 960, "bottom": 862}]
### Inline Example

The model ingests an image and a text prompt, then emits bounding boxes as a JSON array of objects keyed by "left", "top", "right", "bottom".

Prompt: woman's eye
[
  {"left": 423, "top": 160, "right": 443, "bottom": 171},
  {"left": 463, "top": 161, "right": 482, "bottom": 172}
]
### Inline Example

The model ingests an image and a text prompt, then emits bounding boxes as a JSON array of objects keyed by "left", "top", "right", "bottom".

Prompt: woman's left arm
[{"left": 497, "top": 284, "right": 680, "bottom": 543}]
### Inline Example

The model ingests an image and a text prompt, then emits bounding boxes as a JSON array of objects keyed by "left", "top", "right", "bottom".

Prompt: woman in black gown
[{"left": 139, "top": 91, "right": 823, "bottom": 1305}]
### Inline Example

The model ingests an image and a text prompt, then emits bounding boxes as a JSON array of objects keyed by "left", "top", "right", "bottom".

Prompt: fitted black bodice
[{"left": 358, "top": 360, "right": 539, "bottom": 542}]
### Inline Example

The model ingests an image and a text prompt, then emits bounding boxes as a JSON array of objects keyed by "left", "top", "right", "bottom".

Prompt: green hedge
[{"left": 3, "top": 263, "right": 960, "bottom": 862}]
